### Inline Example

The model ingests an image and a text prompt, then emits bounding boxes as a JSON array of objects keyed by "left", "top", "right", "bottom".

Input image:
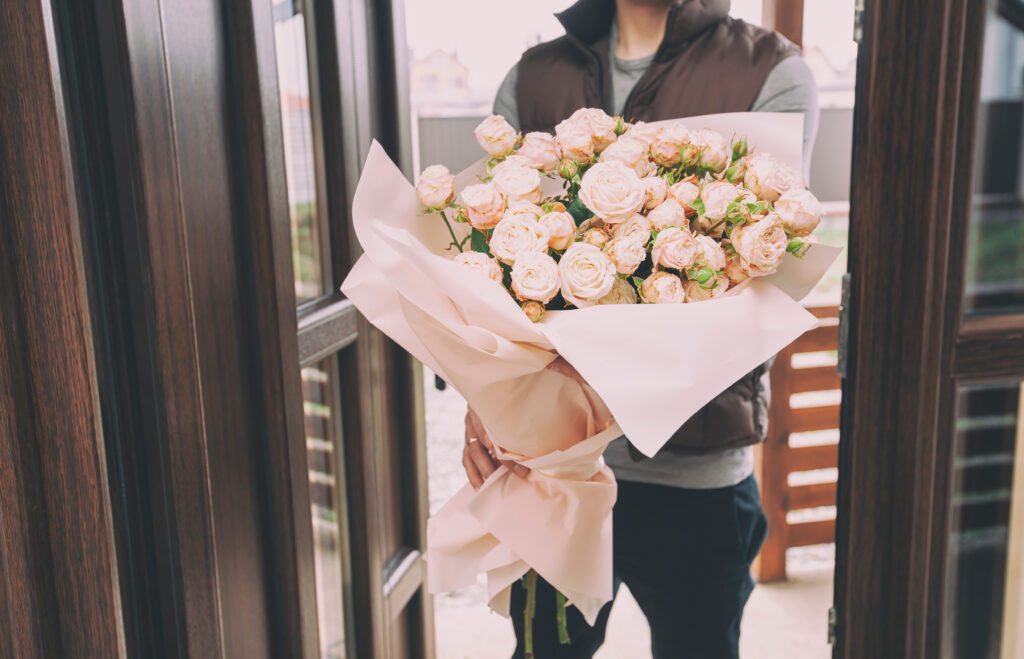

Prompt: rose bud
[
  {"left": 416, "top": 164, "right": 455, "bottom": 209},
  {"left": 639, "top": 271, "right": 686, "bottom": 304},
  {"left": 474, "top": 114, "right": 518, "bottom": 157},
  {"left": 521, "top": 300, "right": 546, "bottom": 322},
  {"left": 651, "top": 226, "right": 697, "bottom": 271},
  {"left": 724, "top": 159, "right": 747, "bottom": 185},
  {"left": 614, "top": 115, "right": 627, "bottom": 136},
  {"left": 680, "top": 143, "right": 703, "bottom": 169},
  {"left": 787, "top": 238, "right": 812, "bottom": 257},
  {"left": 732, "top": 137, "right": 749, "bottom": 160},
  {"left": 597, "top": 277, "right": 638, "bottom": 305},
  {"left": 518, "top": 131, "right": 561, "bottom": 171},
  {"left": 642, "top": 176, "right": 669, "bottom": 210},
  {"left": 582, "top": 227, "right": 612, "bottom": 250},
  {"left": 538, "top": 211, "right": 576, "bottom": 251},
  {"left": 453, "top": 251, "right": 503, "bottom": 283},
  {"left": 511, "top": 251, "right": 561, "bottom": 304},
  {"left": 557, "top": 158, "right": 580, "bottom": 179},
  {"left": 774, "top": 188, "right": 824, "bottom": 237},
  {"left": 604, "top": 236, "right": 647, "bottom": 275},
  {"left": 544, "top": 201, "right": 567, "bottom": 213}
]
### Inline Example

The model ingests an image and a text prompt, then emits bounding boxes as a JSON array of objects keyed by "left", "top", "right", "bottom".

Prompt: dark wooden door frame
[{"left": 834, "top": 0, "right": 1020, "bottom": 657}]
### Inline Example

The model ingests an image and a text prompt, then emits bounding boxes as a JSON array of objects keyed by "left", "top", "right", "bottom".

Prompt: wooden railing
[{"left": 756, "top": 305, "right": 841, "bottom": 582}]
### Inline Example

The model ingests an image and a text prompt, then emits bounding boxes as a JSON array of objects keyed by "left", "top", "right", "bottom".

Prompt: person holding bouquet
[{"left": 460, "top": 0, "right": 819, "bottom": 657}]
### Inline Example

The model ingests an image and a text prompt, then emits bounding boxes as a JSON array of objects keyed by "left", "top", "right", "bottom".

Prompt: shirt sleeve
[
  {"left": 493, "top": 64, "right": 521, "bottom": 132},
  {"left": 751, "top": 55, "right": 820, "bottom": 180}
]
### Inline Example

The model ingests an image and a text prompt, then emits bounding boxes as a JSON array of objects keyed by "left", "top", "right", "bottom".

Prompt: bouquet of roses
[
  {"left": 415, "top": 109, "right": 825, "bottom": 323},
  {"left": 341, "top": 108, "right": 839, "bottom": 647}
]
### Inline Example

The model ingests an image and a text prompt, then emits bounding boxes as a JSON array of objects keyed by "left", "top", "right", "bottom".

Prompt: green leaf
[
  {"left": 566, "top": 197, "right": 594, "bottom": 226},
  {"left": 471, "top": 228, "right": 492, "bottom": 255},
  {"left": 691, "top": 198, "right": 705, "bottom": 216},
  {"left": 632, "top": 276, "right": 645, "bottom": 290}
]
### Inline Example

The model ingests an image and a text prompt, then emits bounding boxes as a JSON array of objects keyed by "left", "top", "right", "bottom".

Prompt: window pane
[
  {"left": 964, "top": 5, "right": 1024, "bottom": 316},
  {"left": 273, "top": 3, "right": 325, "bottom": 304},
  {"left": 943, "top": 381, "right": 1024, "bottom": 657},
  {"left": 302, "top": 360, "right": 347, "bottom": 658}
]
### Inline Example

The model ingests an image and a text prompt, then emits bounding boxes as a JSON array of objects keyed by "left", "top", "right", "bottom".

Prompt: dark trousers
[{"left": 510, "top": 475, "right": 768, "bottom": 659}]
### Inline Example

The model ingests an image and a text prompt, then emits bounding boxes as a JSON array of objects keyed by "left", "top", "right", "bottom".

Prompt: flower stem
[
  {"left": 436, "top": 209, "right": 463, "bottom": 253},
  {"left": 556, "top": 590, "right": 570, "bottom": 645},
  {"left": 523, "top": 570, "right": 538, "bottom": 658}
]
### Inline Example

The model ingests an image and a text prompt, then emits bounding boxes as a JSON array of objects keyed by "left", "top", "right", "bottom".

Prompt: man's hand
[{"left": 462, "top": 407, "right": 529, "bottom": 489}]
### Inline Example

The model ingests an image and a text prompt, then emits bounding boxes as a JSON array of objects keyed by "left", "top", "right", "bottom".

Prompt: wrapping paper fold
[{"left": 341, "top": 112, "right": 841, "bottom": 622}]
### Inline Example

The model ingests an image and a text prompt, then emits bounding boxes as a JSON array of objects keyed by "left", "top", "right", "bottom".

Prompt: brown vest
[{"left": 516, "top": 0, "right": 798, "bottom": 455}]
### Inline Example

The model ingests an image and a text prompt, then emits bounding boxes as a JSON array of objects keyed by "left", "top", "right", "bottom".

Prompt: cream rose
[
  {"left": 460, "top": 182, "right": 505, "bottom": 230},
  {"left": 598, "top": 277, "right": 639, "bottom": 305},
  {"left": 491, "top": 161, "right": 542, "bottom": 203},
  {"left": 555, "top": 118, "right": 595, "bottom": 164},
  {"left": 612, "top": 213, "right": 653, "bottom": 245},
  {"left": 724, "top": 247, "right": 749, "bottom": 284},
  {"left": 685, "top": 275, "right": 729, "bottom": 302},
  {"left": 518, "top": 131, "right": 561, "bottom": 171},
  {"left": 570, "top": 107, "right": 618, "bottom": 152},
  {"left": 511, "top": 252, "right": 561, "bottom": 303},
  {"left": 692, "top": 234, "right": 727, "bottom": 271},
  {"left": 650, "top": 121, "right": 690, "bottom": 166},
  {"left": 701, "top": 181, "right": 742, "bottom": 221},
  {"left": 504, "top": 199, "right": 544, "bottom": 220},
  {"left": 489, "top": 214, "right": 550, "bottom": 265},
  {"left": 537, "top": 211, "right": 576, "bottom": 250},
  {"left": 453, "top": 251, "right": 503, "bottom": 283},
  {"left": 624, "top": 121, "right": 660, "bottom": 148},
  {"left": 474, "top": 114, "right": 518, "bottom": 157},
  {"left": 651, "top": 227, "right": 697, "bottom": 270},
  {"left": 599, "top": 135, "right": 653, "bottom": 177},
  {"left": 647, "top": 198, "right": 688, "bottom": 231},
  {"left": 604, "top": 236, "right": 647, "bottom": 275},
  {"left": 692, "top": 129, "right": 731, "bottom": 172},
  {"left": 578, "top": 161, "right": 645, "bottom": 224},
  {"left": 640, "top": 271, "right": 686, "bottom": 304},
  {"left": 642, "top": 176, "right": 669, "bottom": 210},
  {"left": 730, "top": 213, "right": 788, "bottom": 276},
  {"left": 743, "top": 152, "right": 803, "bottom": 201},
  {"left": 668, "top": 180, "right": 700, "bottom": 209},
  {"left": 558, "top": 242, "right": 616, "bottom": 308},
  {"left": 774, "top": 188, "right": 824, "bottom": 237},
  {"left": 415, "top": 164, "right": 455, "bottom": 208}
]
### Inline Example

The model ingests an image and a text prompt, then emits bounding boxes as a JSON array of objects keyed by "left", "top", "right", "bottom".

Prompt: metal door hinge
[
  {"left": 837, "top": 273, "right": 852, "bottom": 378},
  {"left": 853, "top": 0, "right": 866, "bottom": 43},
  {"left": 828, "top": 606, "right": 837, "bottom": 645}
]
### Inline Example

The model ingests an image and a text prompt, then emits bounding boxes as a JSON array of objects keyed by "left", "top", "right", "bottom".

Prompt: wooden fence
[{"left": 756, "top": 305, "right": 841, "bottom": 582}]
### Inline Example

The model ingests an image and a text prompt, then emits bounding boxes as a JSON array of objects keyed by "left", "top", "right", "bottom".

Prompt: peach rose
[
  {"left": 612, "top": 213, "right": 653, "bottom": 245},
  {"left": 730, "top": 213, "right": 788, "bottom": 276},
  {"left": 724, "top": 246, "right": 749, "bottom": 284},
  {"left": 624, "top": 121, "right": 660, "bottom": 148},
  {"left": 474, "top": 114, "right": 518, "bottom": 157},
  {"left": 558, "top": 242, "right": 616, "bottom": 308},
  {"left": 453, "top": 251, "right": 502, "bottom": 283},
  {"left": 598, "top": 277, "right": 639, "bottom": 305},
  {"left": 415, "top": 164, "right": 455, "bottom": 209},
  {"left": 604, "top": 236, "right": 647, "bottom": 275},
  {"left": 569, "top": 107, "right": 618, "bottom": 153},
  {"left": 692, "top": 129, "right": 731, "bottom": 172},
  {"left": 774, "top": 188, "right": 824, "bottom": 237},
  {"left": 640, "top": 271, "right": 686, "bottom": 304},
  {"left": 460, "top": 182, "right": 505, "bottom": 230},
  {"left": 647, "top": 198, "right": 688, "bottom": 232},
  {"left": 668, "top": 180, "right": 700, "bottom": 209},
  {"left": 743, "top": 152, "right": 803, "bottom": 201},
  {"left": 578, "top": 161, "right": 646, "bottom": 224},
  {"left": 692, "top": 234, "right": 727, "bottom": 271},
  {"left": 650, "top": 121, "right": 690, "bottom": 166},
  {"left": 489, "top": 214, "right": 550, "bottom": 265},
  {"left": 511, "top": 252, "right": 561, "bottom": 303},
  {"left": 651, "top": 227, "right": 697, "bottom": 270},
  {"left": 521, "top": 300, "right": 546, "bottom": 322},
  {"left": 537, "top": 211, "right": 576, "bottom": 250},
  {"left": 504, "top": 199, "right": 544, "bottom": 220},
  {"left": 599, "top": 135, "right": 653, "bottom": 177},
  {"left": 701, "top": 181, "right": 743, "bottom": 221},
  {"left": 582, "top": 227, "right": 612, "bottom": 249},
  {"left": 492, "top": 161, "right": 542, "bottom": 203},
  {"left": 685, "top": 275, "right": 729, "bottom": 302},
  {"left": 517, "top": 131, "right": 560, "bottom": 171},
  {"left": 555, "top": 118, "right": 596, "bottom": 164},
  {"left": 642, "top": 176, "right": 669, "bottom": 210}
]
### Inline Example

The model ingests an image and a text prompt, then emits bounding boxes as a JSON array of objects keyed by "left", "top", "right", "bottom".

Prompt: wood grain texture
[{"left": 0, "top": 1, "right": 124, "bottom": 656}]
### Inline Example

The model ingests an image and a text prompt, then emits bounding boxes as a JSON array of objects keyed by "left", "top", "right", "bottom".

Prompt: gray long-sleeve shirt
[{"left": 494, "top": 33, "right": 819, "bottom": 489}]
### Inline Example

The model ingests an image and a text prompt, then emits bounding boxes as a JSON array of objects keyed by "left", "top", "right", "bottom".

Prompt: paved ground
[{"left": 425, "top": 370, "right": 834, "bottom": 659}]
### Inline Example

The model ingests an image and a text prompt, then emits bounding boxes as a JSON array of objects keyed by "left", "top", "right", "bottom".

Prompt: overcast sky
[{"left": 404, "top": 0, "right": 858, "bottom": 97}]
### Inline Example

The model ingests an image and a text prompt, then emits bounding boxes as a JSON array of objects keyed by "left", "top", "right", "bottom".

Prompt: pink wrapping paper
[{"left": 341, "top": 113, "right": 841, "bottom": 622}]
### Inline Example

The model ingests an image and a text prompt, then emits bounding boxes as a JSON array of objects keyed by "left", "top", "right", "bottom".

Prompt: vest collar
[{"left": 556, "top": 0, "right": 731, "bottom": 51}]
